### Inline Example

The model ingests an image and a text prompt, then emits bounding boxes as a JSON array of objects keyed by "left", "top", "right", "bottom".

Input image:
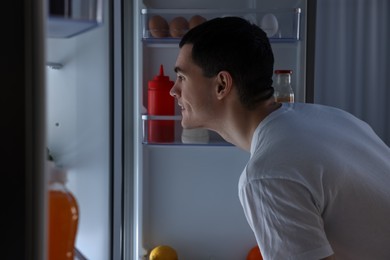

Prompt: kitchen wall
[{"left": 314, "top": 0, "right": 390, "bottom": 145}]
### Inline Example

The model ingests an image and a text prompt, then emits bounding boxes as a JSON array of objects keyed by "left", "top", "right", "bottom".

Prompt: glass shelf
[
  {"left": 141, "top": 8, "right": 301, "bottom": 44},
  {"left": 141, "top": 115, "right": 232, "bottom": 146}
]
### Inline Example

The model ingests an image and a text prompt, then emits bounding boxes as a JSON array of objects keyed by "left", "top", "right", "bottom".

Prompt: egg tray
[{"left": 141, "top": 8, "right": 301, "bottom": 44}]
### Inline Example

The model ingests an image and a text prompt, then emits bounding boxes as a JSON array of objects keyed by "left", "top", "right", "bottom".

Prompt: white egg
[{"left": 260, "top": 13, "right": 279, "bottom": 38}]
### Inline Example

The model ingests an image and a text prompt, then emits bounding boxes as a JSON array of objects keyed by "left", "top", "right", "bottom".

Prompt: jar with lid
[
  {"left": 181, "top": 128, "right": 209, "bottom": 144},
  {"left": 273, "top": 70, "right": 294, "bottom": 103}
]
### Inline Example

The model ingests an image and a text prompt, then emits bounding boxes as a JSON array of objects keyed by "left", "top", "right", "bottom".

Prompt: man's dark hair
[{"left": 180, "top": 16, "right": 274, "bottom": 109}]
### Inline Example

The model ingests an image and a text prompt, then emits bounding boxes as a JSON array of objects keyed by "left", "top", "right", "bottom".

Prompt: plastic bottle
[
  {"left": 273, "top": 70, "right": 294, "bottom": 103},
  {"left": 47, "top": 161, "right": 79, "bottom": 260},
  {"left": 148, "top": 64, "right": 175, "bottom": 143}
]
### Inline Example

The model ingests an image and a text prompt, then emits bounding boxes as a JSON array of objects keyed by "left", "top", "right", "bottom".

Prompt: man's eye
[{"left": 177, "top": 75, "right": 184, "bottom": 81}]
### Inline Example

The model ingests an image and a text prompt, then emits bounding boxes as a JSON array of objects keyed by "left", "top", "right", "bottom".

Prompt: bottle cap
[
  {"left": 275, "top": 70, "right": 293, "bottom": 74},
  {"left": 47, "top": 161, "right": 68, "bottom": 184},
  {"left": 148, "top": 64, "right": 174, "bottom": 90}
]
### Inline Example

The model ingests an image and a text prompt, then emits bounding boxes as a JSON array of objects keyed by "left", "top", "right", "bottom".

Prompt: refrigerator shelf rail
[
  {"left": 141, "top": 8, "right": 301, "bottom": 44},
  {"left": 141, "top": 114, "right": 232, "bottom": 146}
]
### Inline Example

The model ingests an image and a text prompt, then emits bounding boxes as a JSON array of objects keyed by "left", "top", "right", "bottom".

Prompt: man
[{"left": 169, "top": 17, "right": 390, "bottom": 259}]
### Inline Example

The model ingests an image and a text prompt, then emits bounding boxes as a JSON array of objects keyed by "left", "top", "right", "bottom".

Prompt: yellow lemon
[{"left": 149, "top": 245, "right": 178, "bottom": 260}]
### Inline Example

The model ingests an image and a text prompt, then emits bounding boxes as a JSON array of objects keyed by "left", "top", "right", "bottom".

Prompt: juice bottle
[{"left": 47, "top": 161, "right": 79, "bottom": 260}]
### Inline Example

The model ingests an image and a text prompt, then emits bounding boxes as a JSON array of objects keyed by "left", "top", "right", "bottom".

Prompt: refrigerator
[
  {"left": 3, "top": 0, "right": 315, "bottom": 259},
  {"left": 131, "top": 0, "right": 315, "bottom": 259}
]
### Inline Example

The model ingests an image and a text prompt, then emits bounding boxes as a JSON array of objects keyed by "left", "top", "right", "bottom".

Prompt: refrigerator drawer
[{"left": 141, "top": 8, "right": 302, "bottom": 44}]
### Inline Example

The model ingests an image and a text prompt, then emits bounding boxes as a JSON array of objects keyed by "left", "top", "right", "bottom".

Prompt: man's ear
[{"left": 215, "top": 71, "right": 233, "bottom": 100}]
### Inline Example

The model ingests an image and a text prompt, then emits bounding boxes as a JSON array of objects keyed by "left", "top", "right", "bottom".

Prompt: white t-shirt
[{"left": 238, "top": 102, "right": 390, "bottom": 260}]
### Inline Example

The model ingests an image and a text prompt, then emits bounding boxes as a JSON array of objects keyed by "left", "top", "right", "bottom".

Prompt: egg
[
  {"left": 148, "top": 15, "right": 169, "bottom": 38},
  {"left": 260, "top": 13, "right": 279, "bottom": 38},
  {"left": 189, "top": 15, "right": 207, "bottom": 29},
  {"left": 169, "top": 16, "right": 189, "bottom": 38}
]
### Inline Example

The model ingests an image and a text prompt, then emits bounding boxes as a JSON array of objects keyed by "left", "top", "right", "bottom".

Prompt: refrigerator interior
[
  {"left": 45, "top": 0, "right": 111, "bottom": 259},
  {"left": 133, "top": 0, "right": 309, "bottom": 259}
]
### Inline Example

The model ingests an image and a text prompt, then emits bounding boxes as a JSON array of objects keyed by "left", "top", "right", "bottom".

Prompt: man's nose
[{"left": 169, "top": 84, "right": 177, "bottom": 97}]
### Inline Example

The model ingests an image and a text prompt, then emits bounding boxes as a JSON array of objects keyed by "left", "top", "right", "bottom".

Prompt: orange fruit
[
  {"left": 149, "top": 245, "right": 178, "bottom": 260},
  {"left": 247, "top": 245, "right": 263, "bottom": 260}
]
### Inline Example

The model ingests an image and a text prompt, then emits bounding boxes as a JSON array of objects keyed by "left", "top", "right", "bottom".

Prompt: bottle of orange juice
[{"left": 47, "top": 160, "right": 79, "bottom": 260}]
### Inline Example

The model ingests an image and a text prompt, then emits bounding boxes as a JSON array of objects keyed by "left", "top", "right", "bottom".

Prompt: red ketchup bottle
[{"left": 147, "top": 64, "right": 175, "bottom": 143}]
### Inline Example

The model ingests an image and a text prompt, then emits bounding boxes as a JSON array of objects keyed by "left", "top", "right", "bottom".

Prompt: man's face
[{"left": 170, "top": 44, "right": 218, "bottom": 129}]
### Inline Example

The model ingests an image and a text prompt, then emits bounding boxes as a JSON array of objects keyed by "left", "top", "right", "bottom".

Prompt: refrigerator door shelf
[
  {"left": 141, "top": 8, "right": 301, "bottom": 44},
  {"left": 141, "top": 114, "right": 231, "bottom": 146},
  {"left": 48, "top": 17, "right": 102, "bottom": 38},
  {"left": 47, "top": 0, "right": 103, "bottom": 38}
]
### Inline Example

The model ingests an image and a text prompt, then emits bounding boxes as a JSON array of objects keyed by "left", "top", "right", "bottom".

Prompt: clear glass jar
[{"left": 273, "top": 70, "right": 294, "bottom": 103}]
